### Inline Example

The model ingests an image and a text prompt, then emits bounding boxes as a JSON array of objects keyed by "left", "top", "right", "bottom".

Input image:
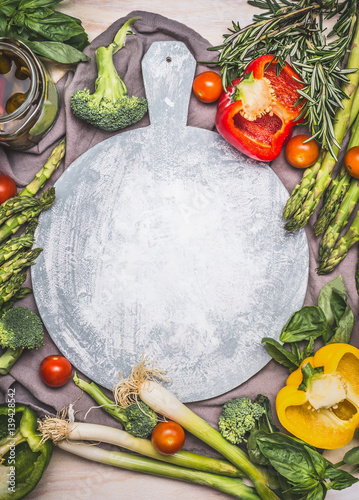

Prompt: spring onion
[
  {"left": 113, "top": 358, "right": 280, "bottom": 500},
  {"left": 39, "top": 415, "right": 243, "bottom": 478},
  {"left": 39, "top": 415, "right": 259, "bottom": 500}
]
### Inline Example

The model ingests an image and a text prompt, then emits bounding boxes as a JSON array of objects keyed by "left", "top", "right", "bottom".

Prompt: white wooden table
[{"left": 26, "top": 1, "right": 359, "bottom": 498}]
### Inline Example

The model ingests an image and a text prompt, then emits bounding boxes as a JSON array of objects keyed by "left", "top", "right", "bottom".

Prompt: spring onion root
[{"left": 113, "top": 357, "right": 280, "bottom": 500}]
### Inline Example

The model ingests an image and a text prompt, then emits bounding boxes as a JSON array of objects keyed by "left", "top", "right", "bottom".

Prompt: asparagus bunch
[
  {"left": 314, "top": 88, "right": 359, "bottom": 235},
  {"left": 0, "top": 196, "right": 39, "bottom": 225},
  {"left": 0, "top": 138, "right": 65, "bottom": 310},
  {"left": 317, "top": 209, "right": 359, "bottom": 274},
  {"left": 282, "top": 152, "right": 323, "bottom": 221},
  {"left": 314, "top": 164, "right": 352, "bottom": 236},
  {"left": 0, "top": 219, "right": 38, "bottom": 267},
  {"left": 283, "top": 16, "right": 359, "bottom": 231},
  {"left": 316, "top": 112, "right": 359, "bottom": 263},
  {"left": 0, "top": 187, "right": 55, "bottom": 244},
  {"left": 318, "top": 176, "right": 359, "bottom": 263},
  {"left": 0, "top": 138, "right": 65, "bottom": 243}
]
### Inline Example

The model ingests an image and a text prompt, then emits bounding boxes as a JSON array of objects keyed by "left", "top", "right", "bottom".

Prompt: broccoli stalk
[
  {"left": 218, "top": 397, "right": 265, "bottom": 445},
  {"left": 0, "top": 306, "right": 44, "bottom": 374},
  {"left": 73, "top": 373, "right": 157, "bottom": 438},
  {"left": 71, "top": 17, "right": 148, "bottom": 131}
]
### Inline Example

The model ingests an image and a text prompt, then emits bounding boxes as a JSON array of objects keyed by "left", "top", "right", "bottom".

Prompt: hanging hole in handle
[{"left": 166, "top": 57, "right": 172, "bottom": 63}]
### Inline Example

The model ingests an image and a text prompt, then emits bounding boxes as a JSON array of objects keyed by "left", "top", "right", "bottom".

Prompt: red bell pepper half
[{"left": 215, "top": 54, "right": 304, "bottom": 162}]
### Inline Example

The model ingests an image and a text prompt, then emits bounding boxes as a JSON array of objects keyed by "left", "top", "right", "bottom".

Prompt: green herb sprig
[{"left": 207, "top": 0, "right": 359, "bottom": 159}]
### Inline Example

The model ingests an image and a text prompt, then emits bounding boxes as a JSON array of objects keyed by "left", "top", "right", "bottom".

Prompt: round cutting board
[{"left": 32, "top": 41, "right": 309, "bottom": 403}]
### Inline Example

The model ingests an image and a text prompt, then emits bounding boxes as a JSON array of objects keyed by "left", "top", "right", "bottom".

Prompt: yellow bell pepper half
[{"left": 276, "top": 343, "right": 359, "bottom": 449}]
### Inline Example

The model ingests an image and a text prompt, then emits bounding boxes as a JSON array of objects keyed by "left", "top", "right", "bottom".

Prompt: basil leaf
[
  {"left": 306, "top": 484, "right": 326, "bottom": 500},
  {"left": 280, "top": 306, "right": 328, "bottom": 343},
  {"left": 255, "top": 432, "right": 318, "bottom": 485},
  {"left": 302, "top": 337, "right": 315, "bottom": 360},
  {"left": 19, "top": 0, "right": 61, "bottom": 9},
  {"left": 24, "top": 12, "right": 86, "bottom": 42},
  {"left": 12, "top": 11, "right": 26, "bottom": 27},
  {"left": 247, "top": 429, "right": 270, "bottom": 466},
  {"left": 261, "top": 337, "right": 299, "bottom": 371},
  {"left": 20, "top": 39, "right": 89, "bottom": 63},
  {"left": 0, "top": 0, "right": 18, "bottom": 17},
  {"left": 0, "top": 13, "right": 8, "bottom": 35},
  {"left": 318, "top": 275, "right": 354, "bottom": 344},
  {"left": 304, "top": 445, "right": 327, "bottom": 477},
  {"left": 289, "top": 477, "right": 319, "bottom": 492},
  {"left": 331, "top": 289, "right": 347, "bottom": 323},
  {"left": 22, "top": 7, "right": 54, "bottom": 19},
  {"left": 325, "top": 466, "right": 359, "bottom": 490},
  {"left": 276, "top": 476, "right": 301, "bottom": 500},
  {"left": 327, "top": 290, "right": 355, "bottom": 344},
  {"left": 67, "top": 31, "right": 90, "bottom": 52},
  {"left": 254, "top": 394, "right": 279, "bottom": 433},
  {"left": 343, "top": 446, "right": 359, "bottom": 465}
]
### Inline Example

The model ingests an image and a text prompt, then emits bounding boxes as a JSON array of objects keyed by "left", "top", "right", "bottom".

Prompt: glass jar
[{"left": 0, "top": 38, "right": 60, "bottom": 150}]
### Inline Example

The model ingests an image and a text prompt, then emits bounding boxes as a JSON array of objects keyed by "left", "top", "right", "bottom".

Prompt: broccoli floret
[
  {"left": 73, "top": 373, "right": 158, "bottom": 439},
  {"left": 123, "top": 401, "right": 158, "bottom": 438},
  {"left": 0, "top": 306, "right": 44, "bottom": 375},
  {"left": 218, "top": 397, "right": 265, "bottom": 445},
  {"left": 70, "top": 17, "right": 148, "bottom": 132}
]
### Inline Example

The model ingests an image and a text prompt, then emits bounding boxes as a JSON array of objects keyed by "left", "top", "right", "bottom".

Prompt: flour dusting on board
[{"left": 32, "top": 42, "right": 309, "bottom": 402}]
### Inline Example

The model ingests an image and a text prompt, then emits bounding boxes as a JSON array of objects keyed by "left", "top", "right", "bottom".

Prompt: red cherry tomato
[
  {"left": 151, "top": 421, "right": 185, "bottom": 455},
  {"left": 0, "top": 174, "right": 17, "bottom": 204},
  {"left": 285, "top": 134, "right": 320, "bottom": 169},
  {"left": 39, "top": 355, "right": 72, "bottom": 387},
  {"left": 344, "top": 146, "right": 359, "bottom": 178},
  {"left": 192, "top": 71, "right": 223, "bottom": 103}
]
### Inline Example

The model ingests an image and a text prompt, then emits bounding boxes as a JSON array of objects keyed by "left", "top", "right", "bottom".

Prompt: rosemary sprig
[{"left": 207, "top": 0, "right": 359, "bottom": 158}]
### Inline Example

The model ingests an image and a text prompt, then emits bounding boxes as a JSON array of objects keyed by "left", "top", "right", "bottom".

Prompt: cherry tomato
[
  {"left": 192, "top": 71, "right": 223, "bottom": 103},
  {"left": 0, "top": 174, "right": 17, "bottom": 204},
  {"left": 344, "top": 146, "right": 359, "bottom": 178},
  {"left": 285, "top": 134, "right": 320, "bottom": 169},
  {"left": 39, "top": 355, "right": 72, "bottom": 387},
  {"left": 151, "top": 421, "right": 185, "bottom": 455}
]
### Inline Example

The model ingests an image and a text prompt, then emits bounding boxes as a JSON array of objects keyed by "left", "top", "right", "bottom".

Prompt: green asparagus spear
[
  {"left": 282, "top": 153, "right": 323, "bottom": 220},
  {"left": 317, "top": 209, "right": 359, "bottom": 274},
  {"left": 284, "top": 84, "right": 359, "bottom": 223},
  {"left": 0, "top": 187, "right": 55, "bottom": 244},
  {"left": 318, "top": 178, "right": 359, "bottom": 263},
  {"left": 19, "top": 137, "right": 65, "bottom": 198},
  {"left": 0, "top": 287, "right": 32, "bottom": 316},
  {"left": 314, "top": 110, "right": 359, "bottom": 236},
  {"left": 0, "top": 196, "right": 39, "bottom": 226},
  {"left": 356, "top": 258, "right": 359, "bottom": 294},
  {"left": 314, "top": 165, "right": 351, "bottom": 236},
  {"left": 284, "top": 19, "right": 359, "bottom": 232},
  {"left": 0, "top": 248, "right": 42, "bottom": 285},
  {"left": 0, "top": 230, "right": 36, "bottom": 267},
  {"left": 0, "top": 273, "right": 27, "bottom": 307}
]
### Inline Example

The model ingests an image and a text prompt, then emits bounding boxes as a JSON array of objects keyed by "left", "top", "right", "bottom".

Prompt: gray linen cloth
[{"left": 0, "top": 10, "right": 358, "bottom": 459}]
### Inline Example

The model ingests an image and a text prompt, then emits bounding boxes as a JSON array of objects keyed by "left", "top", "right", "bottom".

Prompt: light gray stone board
[{"left": 32, "top": 41, "right": 309, "bottom": 402}]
